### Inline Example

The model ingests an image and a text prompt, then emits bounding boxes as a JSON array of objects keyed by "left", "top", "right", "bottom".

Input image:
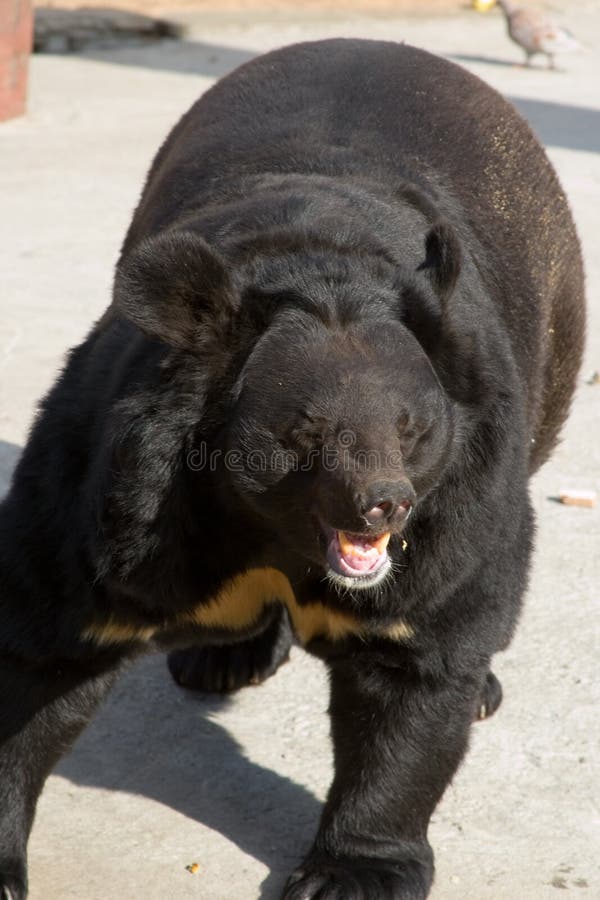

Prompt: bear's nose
[
  {"left": 359, "top": 482, "right": 415, "bottom": 526},
  {"left": 364, "top": 501, "right": 395, "bottom": 524}
]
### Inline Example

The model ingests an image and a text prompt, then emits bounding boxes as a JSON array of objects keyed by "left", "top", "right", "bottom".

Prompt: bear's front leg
[
  {"left": 0, "top": 657, "right": 120, "bottom": 900},
  {"left": 284, "top": 649, "right": 487, "bottom": 900},
  {"left": 167, "top": 604, "right": 293, "bottom": 693}
]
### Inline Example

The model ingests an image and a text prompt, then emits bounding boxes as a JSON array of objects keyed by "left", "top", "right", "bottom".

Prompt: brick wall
[{"left": 0, "top": 1, "right": 33, "bottom": 122}]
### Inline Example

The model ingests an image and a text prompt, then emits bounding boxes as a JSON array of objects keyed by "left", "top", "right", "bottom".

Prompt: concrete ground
[{"left": 1, "top": 3, "right": 599, "bottom": 898}]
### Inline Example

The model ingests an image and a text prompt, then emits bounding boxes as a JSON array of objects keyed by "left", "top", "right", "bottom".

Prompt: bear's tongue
[{"left": 327, "top": 529, "right": 391, "bottom": 576}]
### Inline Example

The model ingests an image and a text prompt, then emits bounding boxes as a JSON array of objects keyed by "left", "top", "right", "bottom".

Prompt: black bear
[{"left": 0, "top": 39, "right": 585, "bottom": 900}]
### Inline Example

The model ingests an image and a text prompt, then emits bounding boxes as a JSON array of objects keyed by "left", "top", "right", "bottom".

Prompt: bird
[{"left": 493, "top": 1, "right": 582, "bottom": 69}]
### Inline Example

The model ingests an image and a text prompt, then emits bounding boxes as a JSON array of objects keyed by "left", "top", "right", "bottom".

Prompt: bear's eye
[
  {"left": 404, "top": 422, "right": 435, "bottom": 459},
  {"left": 398, "top": 411, "right": 435, "bottom": 459},
  {"left": 397, "top": 414, "right": 417, "bottom": 456},
  {"left": 397, "top": 410, "right": 411, "bottom": 432}
]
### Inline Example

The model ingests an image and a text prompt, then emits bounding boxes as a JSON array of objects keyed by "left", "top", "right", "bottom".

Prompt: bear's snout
[
  {"left": 313, "top": 469, "right": 416, "bottom": 543},
  {"left": 358, "top": 480, "right": 416, "bottom": 528}
]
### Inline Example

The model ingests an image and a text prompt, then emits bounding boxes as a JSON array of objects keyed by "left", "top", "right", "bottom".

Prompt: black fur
[{"left": 0, "top": 39, "right": 585, "bottom": 899}]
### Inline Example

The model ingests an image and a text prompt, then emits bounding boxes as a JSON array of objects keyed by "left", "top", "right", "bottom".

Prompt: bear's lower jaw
[{"left": 325, "top": 554, "right": 392, "bottom": 592}]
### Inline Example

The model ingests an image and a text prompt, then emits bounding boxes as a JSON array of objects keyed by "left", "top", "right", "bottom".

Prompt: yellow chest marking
[{"left": 83, "top": 567, "right": 414, "bottom": 647}]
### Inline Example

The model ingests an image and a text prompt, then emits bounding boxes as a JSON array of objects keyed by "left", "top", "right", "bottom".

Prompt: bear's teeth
[
  {"left": 338, "top": 530, "right": 391, "bottom": 559},
  {"left": 371, "top": 531, "right": 391, "bottom": 554}
]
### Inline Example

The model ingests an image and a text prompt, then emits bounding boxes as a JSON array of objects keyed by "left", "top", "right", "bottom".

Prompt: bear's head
[{"left": 114, "top": 219, "right": 463, "bottom": 592}]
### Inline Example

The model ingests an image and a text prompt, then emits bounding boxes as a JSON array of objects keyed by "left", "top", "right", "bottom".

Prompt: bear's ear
[
  {"left": 113, "top": 230, "right": 236, "bottom": 352},
  {"left": 418, "top": 221, "right": 461, "bottom": 302}
]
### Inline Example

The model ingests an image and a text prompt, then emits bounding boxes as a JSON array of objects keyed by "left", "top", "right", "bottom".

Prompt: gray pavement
[{"left": 1, "top": 4, "right": 599, "bottom": 898}]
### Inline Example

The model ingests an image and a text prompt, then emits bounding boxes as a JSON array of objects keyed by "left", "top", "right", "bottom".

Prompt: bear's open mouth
[{"left": 324, "top": 526, "right": 391, "bottom": 579}]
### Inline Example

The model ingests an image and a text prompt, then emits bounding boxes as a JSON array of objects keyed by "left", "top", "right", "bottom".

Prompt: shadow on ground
[
  {"left": 450, "top": 52, "right": 517, "bottom": 69},
  {"left": 509, "top": 97, "right": 600, "bottom": 154},
  {"left": 56, "top": 655, "right": 321, "bottom": 899},
  {"left": 77, "top": 37, "right": 255, "bottom": 79}
]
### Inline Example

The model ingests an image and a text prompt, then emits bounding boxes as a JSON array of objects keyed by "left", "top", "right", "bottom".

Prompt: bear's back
[{"left": 124, "top": 39, "right": 585, "bottom": 468}]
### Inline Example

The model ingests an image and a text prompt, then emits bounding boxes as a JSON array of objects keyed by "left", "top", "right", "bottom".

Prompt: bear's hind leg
[{"left": 167, "top": 604, "right": 293, "bottom": 693}]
